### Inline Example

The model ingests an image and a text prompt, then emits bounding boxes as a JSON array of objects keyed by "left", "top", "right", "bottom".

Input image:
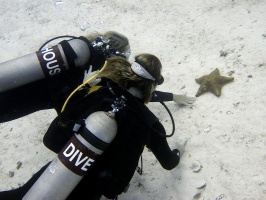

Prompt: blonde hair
[{"left": 97, "top": 53, "right": 162, "bottom": 103}]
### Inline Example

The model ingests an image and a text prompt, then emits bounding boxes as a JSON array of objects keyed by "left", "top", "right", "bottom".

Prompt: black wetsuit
[{"left": 0, "top": 82, "right": 179, "bottom": 200}]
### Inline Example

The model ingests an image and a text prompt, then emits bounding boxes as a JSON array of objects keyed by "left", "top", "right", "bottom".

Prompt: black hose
[{"left": 39, "top": 35, "right": 79, "bottom": 50}]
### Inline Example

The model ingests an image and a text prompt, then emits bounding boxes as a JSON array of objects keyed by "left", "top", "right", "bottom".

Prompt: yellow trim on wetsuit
[
  {"left": 88, "top": 85, "right": 102, "bottom": 94},
  {"left": 61, "top": 61, "right": 107, "bottom": 112}
]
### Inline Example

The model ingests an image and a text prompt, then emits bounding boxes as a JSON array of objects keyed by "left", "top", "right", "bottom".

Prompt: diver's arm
[
  {"left": 147, "top": 121, "right": 180, "bottom": 170},
  {"left": 151, "top": 91, "right": 173, "bottom": 102},
  {"left": 152, "top": 91, "right": 196, "bottom": 106},
  {"left": 0, "top": 79, "right": 52, "bottom": 123},
  {"left": 172, "top": 94, "right": 196, "bottom": 106}
]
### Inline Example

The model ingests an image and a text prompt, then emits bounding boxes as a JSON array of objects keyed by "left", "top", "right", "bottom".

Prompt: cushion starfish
[{"left": 195, "top": 68, "right": 234, "bottom": 97}]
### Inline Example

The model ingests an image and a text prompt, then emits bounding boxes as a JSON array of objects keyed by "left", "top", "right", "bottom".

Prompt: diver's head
[
  {"left": 90, "top": 31, "right": 131, "bottom": 59},
  {"left": 103, "top": 31, "right": 131, "bottom": 59},
  {"left": 133, "top": 53, "right": 164, "bottom": 85},
  {"left": 97, "top": 53, "right": 164, "bottom": 103}
]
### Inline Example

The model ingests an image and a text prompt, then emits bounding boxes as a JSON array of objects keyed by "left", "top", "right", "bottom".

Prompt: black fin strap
[{"left": 59, "top": 40, "right": 78, "bottom": 69}]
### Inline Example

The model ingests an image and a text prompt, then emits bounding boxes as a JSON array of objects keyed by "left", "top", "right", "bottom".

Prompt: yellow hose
[{"left": 61, "top": 61, "right": 107, "bottom": 112}]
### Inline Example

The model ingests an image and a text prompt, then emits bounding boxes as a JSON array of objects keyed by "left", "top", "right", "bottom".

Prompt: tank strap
[
  {"left": 59, "top": 40, "right": 78, "bottom": 69},
  {"left": 79, "top": 36, "right": 94, "bottom": 67},
  {"left": 79, "top": 126, "right": 110, "bottom": 151}
]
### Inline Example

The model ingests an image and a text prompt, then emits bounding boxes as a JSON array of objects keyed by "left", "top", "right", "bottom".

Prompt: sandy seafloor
[{"left": 0, "top": 0, "right": 266, "bottom": 199}]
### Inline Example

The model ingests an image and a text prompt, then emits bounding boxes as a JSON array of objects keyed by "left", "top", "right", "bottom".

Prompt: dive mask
[{"left": 131, "top": 62, "right": 164, "bottom": 85}]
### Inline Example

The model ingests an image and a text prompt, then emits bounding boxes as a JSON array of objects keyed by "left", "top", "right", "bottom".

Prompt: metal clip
[{"left": 108, "top": 95, "right": 127, "bottom": 117}]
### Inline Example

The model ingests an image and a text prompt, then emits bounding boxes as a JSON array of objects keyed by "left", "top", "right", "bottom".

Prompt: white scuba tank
[
  {"left": 23, "top": 111, "right": 117, "bottom": 200},
  {"left": 0, "top": 38, "right": 90, "bottom": 92},
  {"left": 23, "top": 95, "right": 126, "bottom": 200}
]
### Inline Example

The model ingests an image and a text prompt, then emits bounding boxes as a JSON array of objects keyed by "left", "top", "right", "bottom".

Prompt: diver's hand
[
  {"left": 173, "top": 94, "right": 196, "bottom": 106},
  {"left": 83, "top": 65, "right": 100, "bottom": 86}
]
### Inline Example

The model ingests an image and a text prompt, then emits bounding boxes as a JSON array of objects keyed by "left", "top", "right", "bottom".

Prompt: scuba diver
[
  {"left": 0, "top": 53, "right": 180, "bottom": 200},
  {"left": 0, "top": 31, "right": 130, "bottom": 123},
  {"left": 0, "top": 31, "right": 195, "bottom": 123}
]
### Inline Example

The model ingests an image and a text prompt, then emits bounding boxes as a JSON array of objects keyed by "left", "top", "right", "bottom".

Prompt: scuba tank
[
  {"left": 23, "top": 96, "right": 126, "bottom": 200},
  {"left": 0, "top": 37, "right": 91, "bottom": 92}
]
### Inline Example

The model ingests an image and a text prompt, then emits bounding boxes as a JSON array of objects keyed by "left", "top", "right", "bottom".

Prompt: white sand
[{"left": 0, "top": 0, "right": 266, "bottom": 199}]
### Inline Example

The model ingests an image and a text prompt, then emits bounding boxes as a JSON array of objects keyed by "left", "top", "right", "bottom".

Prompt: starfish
[{"left": 195, "top": 68, "right": 234, "bottom": 97}]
